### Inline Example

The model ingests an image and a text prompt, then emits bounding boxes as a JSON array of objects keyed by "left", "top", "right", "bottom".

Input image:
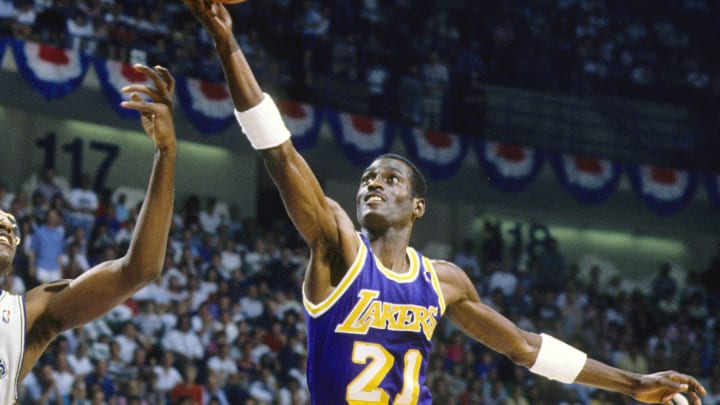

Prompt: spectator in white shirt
[
  {"left": 239, "top": 284, "right": 264, "bottom": 320},
  {"left": 66, "top": 11, "right": 95, "bottom": 51},
  {"left": 11, "top": 2, "right": 34, "bottom": 38},
  {"left": 153, "top": 350, "right": 184, "bottom": 394},
  {"left": 219, "top": 239, "right": 242, "bottom": 278},
  {"left": 199, "top": 197, "right": 223, "bottom": 234},
  {"left": 51, "top": 352, "right": 76, "bottom": 398},
  {"left": 162, "top": 314, "right": 204, "bottom": 362},
  {"left": 67, "top": 342, "right": 94, "bottom": 378},
  {"left": 206, "top": 343, "right": 238, "bottom": 388},
  {"left": 66, "top": 174, "right": 98, "bottom": 239},
  {"left": 487, "top": 262, "right": 518, "bottom": 297}
]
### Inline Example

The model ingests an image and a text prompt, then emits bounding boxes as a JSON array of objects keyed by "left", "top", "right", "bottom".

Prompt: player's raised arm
[
  {"left": 435, "top": 260, "right": 706, "bottom": 405},
  {"left": 21, "top": 65, "right": 176, "bottom": 376},
  {"left": 183, "top": 0, "right": 359, "bottom": 293}
]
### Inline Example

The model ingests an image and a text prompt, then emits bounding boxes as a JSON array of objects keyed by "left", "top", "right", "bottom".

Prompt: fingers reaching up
[{"left": 120, "top": 65, "right": 177, "bottom": 151}]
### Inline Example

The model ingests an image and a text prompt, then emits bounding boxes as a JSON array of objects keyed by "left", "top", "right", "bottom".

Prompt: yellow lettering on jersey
[
  {"left": 336, "top": 290, "right": 380, "bottom": 334},
  {"left": 336, "top": 289, "right": 439, "bottom": 340}
]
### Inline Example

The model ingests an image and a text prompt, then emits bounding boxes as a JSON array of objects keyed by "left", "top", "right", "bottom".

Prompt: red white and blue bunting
[
  {"left": 4, "top": 39, "right": 720, "bottom": 215},
  {"left": 398, "top": 126, "right": 468, "bottom": 180},
  {"left": 11, "top": 40, "right": 90, "bottom": 100},
  {"left": 550, "top": 153, "right": 622, "bottom": 204},
  {"left": 277, "top": 100, "right": 323, "bottom": 151},
  {"left": 627, "top": 164, "right": 699, "bottom": 215},
  {"left": 176, "top": 77, "right": 235, "bottom": 134},
  {"left": 478, "top": 141, "right": 544, "bottom": 192},
  {"left": 326, "top": 111, "right": 394, "bottom": 166},
  {"left": 705, "top": 174, "right": 720, "bottom": 210},
  {"left": 94, "top": 59, "right": 154, "bottom": 120}
]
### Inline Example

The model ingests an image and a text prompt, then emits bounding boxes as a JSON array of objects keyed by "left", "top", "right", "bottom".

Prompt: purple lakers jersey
[{"left": 303, "top": 233, "right": 445, "bottom": 405}]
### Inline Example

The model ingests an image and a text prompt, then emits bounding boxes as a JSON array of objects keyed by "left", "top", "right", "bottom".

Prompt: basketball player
[
  {"left": 0, "top": 64, "right": 177, "bottom": 404},
  {"left": 184, "top": 2, "right": 706, "bottom": 404}
]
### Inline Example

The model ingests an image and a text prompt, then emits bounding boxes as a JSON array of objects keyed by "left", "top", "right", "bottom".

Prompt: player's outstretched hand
[
  {"left": 120, "top": 64, "right": 177, "bottom": 151},
  {"left": 631, "top": 370, "right": 705, "bottom": 404},
  {"left": 183, "top": 0, "right": 234, "bottom": 44}
]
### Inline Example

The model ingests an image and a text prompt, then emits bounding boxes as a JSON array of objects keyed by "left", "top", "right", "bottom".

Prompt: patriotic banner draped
[
  {"left": 627, "top": 164, "right": 699, "bottom": 215},
  {"left": 705, "top": 174, "right": 720, "bottom": 209},
  {"left": 11, "top": 40, "right": 90, "bottom": 100},
  {"left": 478, "top": 141, "right": 544, "bottom": 192},
  {"left": 326, "top": 111, "right": 394, "bottom": 166},
  {"left": 94, "top": 59, "right": 153, "bottom": 120},
  {"left": 176, "top": 77, "right": 235, "bottom": 134},
  {"left": 277, "top": 100, "right": 323, "bottom": 151},
  {"left": 550, "top": 153, "right": 622, "bottom": 204},
  {"left": 398, "top": 126, "right": 468, "bottom": 180}
]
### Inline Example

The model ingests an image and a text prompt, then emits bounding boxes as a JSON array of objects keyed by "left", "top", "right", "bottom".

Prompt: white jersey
[{"left": 0, "top": 289, "right": 25, "bottom": 404}]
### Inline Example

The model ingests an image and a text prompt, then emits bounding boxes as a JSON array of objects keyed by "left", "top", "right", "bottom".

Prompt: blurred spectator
[
  {"left": 162, "top": 314, "right": 204, "bottom": 364},
  {"left": 66, "top": 173, "right": 98, "bottom": 244},
  {"left": 651, "top": 262, "right": 679, "bottom": 305},
  {"left": 153, "top": 350, "right": 183, "bottom": 396},
  {"left": 30, "top": 208, "right": 65, "bottom": 283},
  {"left": 276, "top": 376, "right": 308, "bottom": 405},
  {"left": 331, "top": 33, "right": 358, "bottom": 80},
  {"left": 84, "top": 358, "right": 116, "bottom": 401},
  {"left": 52, "top": 352, "right": 76, "bottom": 399},
  {"left": 202, "top": 373, "right": 231, "bottom": 405},
  {"left": 366, "top": 57, "right": 389, "bottom": 118},
  {"left": 207, "top": 343, "right": 238, "bottom": 388},
  {"left": 32, "top": 0, "right": 69, "bottom": 46},
  {"left": 11, "top": 1, "right": 35, "bottom": 39},
  {"left": 66, "top": 10, "right": 94, "bottom": 51},
  {"left": 421, "top": 51, "right": 449, "bottom": 129},
  {"left": 35, "top": 167, "right": 64, "bottom": 203},
  {"left": 396, "top": 64, "right": 424, "bottom": 126},
  {"left": 171, "top": 364, "right": 204, "bottom": 405}
]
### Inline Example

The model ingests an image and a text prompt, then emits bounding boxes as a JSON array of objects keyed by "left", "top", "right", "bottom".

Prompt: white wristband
[
  {"left": 529, "top": 333, "right": 587, "bottom": 384},
  {"left": 234, "top": 93, "right": 291, "bottom": 150}
]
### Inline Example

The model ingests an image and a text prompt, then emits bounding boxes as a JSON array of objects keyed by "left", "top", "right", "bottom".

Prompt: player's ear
[{"left": 413, "top": 197, "right": 425, "bottom": 221}]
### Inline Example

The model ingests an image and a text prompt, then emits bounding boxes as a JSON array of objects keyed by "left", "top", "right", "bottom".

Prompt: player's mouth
[
  {"left": 0, "top": 234, "right": 12, "bottom": 247},
  {"left": 364, "top": 193, "right": 386, "bottom": 203}
]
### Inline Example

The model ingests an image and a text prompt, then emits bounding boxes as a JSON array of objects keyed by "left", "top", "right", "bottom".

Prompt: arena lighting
[{"left": 549, "top": 226, "right": 686, "bottom": 257}]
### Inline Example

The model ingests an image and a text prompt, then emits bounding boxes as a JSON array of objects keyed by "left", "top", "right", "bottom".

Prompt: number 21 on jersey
[{"left": 347, "top": 341, "right": 422, "bottom": 405}]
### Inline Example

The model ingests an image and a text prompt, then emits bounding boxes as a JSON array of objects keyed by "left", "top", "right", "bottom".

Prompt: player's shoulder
[{"left": 427, "top": 258, "right": 467, "bottom": 282}]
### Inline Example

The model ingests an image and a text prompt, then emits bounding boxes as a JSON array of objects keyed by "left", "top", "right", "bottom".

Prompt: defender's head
[
  {"left": 356, "top": 154, "right": 426, "bottom": 234},
  {"left": 0, "top": 209, "right": 20, "bottom": 275}
]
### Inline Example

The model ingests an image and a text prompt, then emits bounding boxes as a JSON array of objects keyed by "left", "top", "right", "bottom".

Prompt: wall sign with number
[{"left": 35, "top": 132, "right": 120, "bottom": 191}]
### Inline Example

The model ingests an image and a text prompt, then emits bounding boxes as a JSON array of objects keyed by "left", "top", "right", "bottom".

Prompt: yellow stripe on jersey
[
  {"left": 374, "top": 247, "right": 419, "bottom": 283},
  {"left": 422, "top": 257, "right": 446, "bottom": 315},
  {"left": 303, "top": 233, "right": 368, "bottom": 318}
]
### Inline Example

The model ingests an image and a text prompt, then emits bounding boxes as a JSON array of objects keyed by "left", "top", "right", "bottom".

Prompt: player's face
[
  {"left": 0, "top": 210, "right": 20, "bottom": 274},
  {"left": 356, "top": 158, "right": 423, "bottom": 232}
]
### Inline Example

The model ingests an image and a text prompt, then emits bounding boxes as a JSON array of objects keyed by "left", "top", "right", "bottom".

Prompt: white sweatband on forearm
[
  {"left": 529, "top": 333, "right": 587, "bottom": 384},
  {"left": 234, "top": 93, "right": 291, "bottom": 150}
]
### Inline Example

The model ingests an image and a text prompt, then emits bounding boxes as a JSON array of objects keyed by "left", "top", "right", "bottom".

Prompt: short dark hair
[{"left": 375, "top": 154, "right": 427, "bottom": 199}]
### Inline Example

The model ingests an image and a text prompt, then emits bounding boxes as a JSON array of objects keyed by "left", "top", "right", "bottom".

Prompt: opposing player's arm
[
  {"left": 22, "top": 65, "right": 176, "bottom": 375},
  {"left": 435, "top": 260, "right": 705, "bottom": 404}
]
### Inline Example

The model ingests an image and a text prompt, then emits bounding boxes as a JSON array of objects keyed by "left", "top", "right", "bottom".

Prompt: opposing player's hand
[
  {"left": 631, "top": 371, "right": 705, "bottom": 404},
  {"left": 184, "top": 0, "right": 234, "bottom": 44},
  {"left": 120, "top": 64, "right": 177, "bottom": 152}
]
